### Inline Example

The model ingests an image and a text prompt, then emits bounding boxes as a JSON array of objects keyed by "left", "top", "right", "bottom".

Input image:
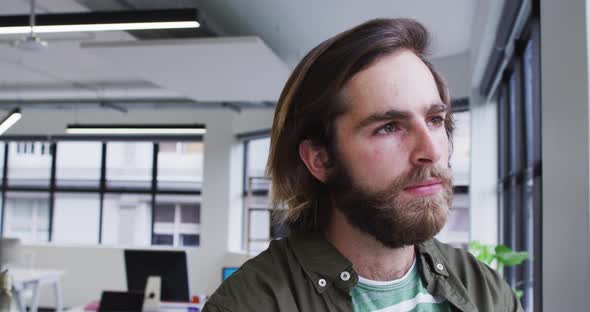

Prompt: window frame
[
  {"left": 0, "top": 134, "right": 204, "bottom": 248},
  {"left": 495, "top": 16, "right": 542, "bottom": 311}
]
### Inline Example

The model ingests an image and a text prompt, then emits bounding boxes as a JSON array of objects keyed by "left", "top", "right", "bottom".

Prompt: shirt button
[
  {"left": 340, "top": 271, "right": 351, "bottom": 281},
  {"left": 436, "top": 263, "right": 444, "bottom": 271},
  {"left": 318, "top": 279, "right": 327, "bottom": 287}
]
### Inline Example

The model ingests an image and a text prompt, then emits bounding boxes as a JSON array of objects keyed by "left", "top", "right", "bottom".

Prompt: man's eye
[
  {"left": 429, "top": 116, "right": 445, "bottom": 127},
  {"left": 375, "top": 122, "right": 399, "bottom": 135}
]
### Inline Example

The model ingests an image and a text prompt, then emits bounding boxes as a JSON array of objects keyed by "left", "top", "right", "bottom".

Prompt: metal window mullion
[
  {"left": 98, "top": 142, "right": 107, "bottom": 244},
  {"left": 0, "top": 144, "right": 8, "bottom": 236},
  {"left": 242, "top": 140, "right": 249, "bottom": 251},
  {"left": 529, "top": 17, "right": 542, "bottom": 312},
  {"left": 150, "top": 143, "right": 159, "bottom": 245},
  {"left": 48, "top": 142, "right": 57, "bottom": 242}
]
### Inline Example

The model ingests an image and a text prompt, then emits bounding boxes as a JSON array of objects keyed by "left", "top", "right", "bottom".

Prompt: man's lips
[{"left": 403, "top": 179, "right": 443, "bottom": 196}]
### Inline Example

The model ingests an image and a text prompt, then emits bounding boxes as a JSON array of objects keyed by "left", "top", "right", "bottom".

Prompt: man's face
[{"left": 327, "top": 49, "right": 453, "bottom": 248}]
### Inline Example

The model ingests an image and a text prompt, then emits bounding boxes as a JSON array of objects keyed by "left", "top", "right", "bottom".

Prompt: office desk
[
  {"left": 66, "top": 302, "right": 204, "bottom": 312},
  {"left": 10, "top": 268, "right": 65, "bottom": 312}
]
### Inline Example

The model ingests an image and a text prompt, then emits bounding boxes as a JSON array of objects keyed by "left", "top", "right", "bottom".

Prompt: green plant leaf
[
  {"left": 494, "top": 244, "right": 513, "bottom": 256},
  {"left": 498, "top": 252, "right": 529, "bottom": 266}
]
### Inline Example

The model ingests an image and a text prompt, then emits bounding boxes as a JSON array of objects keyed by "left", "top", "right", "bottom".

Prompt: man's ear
[{"left": 299, "top": 140, "right": 332, "bottom": 183}]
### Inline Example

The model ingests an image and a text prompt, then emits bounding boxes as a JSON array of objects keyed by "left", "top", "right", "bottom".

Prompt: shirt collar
[
  {"left": 288, "top": 232, "right": 356, "bottom": 293},
  {"left": 288, "top": 232, "right": 449, "bottom": 294},
  {"left": 416, "top": 239, "right": 449, "bottom": 277},
  {"left": 289, "top": 233, "right": 476, "bottom": 311}
]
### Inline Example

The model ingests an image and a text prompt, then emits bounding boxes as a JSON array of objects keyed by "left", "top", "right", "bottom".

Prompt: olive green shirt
[{"left": 203, "top": 233, "right": 523, "bottom": 312}]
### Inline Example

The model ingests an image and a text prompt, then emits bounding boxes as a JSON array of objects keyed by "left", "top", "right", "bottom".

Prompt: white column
[
  {"left": 541, "top": 0, "right": 590, "bottom": 309},
  {"left": 468, "top": 91, "right": 498, "bottom": 246}
]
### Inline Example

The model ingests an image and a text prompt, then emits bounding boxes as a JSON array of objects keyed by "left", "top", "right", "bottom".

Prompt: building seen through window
[{"left": 0, "top": 139, "right": 203, "bottom": 248}]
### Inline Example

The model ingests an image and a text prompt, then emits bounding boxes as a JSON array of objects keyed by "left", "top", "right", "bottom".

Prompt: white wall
[
  {"left": 431, "top": 52, "right": 470, "bottom": 99},
  {"left": 8, "top": 108, "right": 274, "bottom": 308},
  {"left": 540, "top": 0, "right": 590, "bottom": 309},
  {"left": 466, "top": 0, "right": 505, "bottom": 245}
]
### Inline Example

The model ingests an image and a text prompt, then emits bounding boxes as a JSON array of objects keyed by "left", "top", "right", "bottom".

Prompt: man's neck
[{"left": 324, "top": 208, "right": 416, "bottom": 281}]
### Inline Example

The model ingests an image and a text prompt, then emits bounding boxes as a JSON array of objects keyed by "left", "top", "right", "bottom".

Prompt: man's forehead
[{"left": 338, "top": 50, "right": 442, "bottom": 120}]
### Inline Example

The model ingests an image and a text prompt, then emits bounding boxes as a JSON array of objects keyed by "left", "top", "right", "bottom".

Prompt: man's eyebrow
[
  {"left": 354, "top": 102, "right": 448, "bottom": 131},
  {"left": 355, "top": 109, "right": 411, "bottom": 131},
  {"left": 427, "top": 103, "right": 448, "bottom": 114}
]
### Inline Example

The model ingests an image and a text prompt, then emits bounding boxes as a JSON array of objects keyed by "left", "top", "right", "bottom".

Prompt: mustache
[{"left": 378, "top": 164, "right": 453, "bottom": 199}]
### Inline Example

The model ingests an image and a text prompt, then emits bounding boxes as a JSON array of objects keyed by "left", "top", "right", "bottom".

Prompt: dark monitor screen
[
  {"left": 124, "top": 249, "right": 190, "bottom": 302},
  {"left": 222, "top": 267, "right": 238, "bottom": 280},
  {"left": 98, "top": 291, "right": 144, "bottom": 312}
]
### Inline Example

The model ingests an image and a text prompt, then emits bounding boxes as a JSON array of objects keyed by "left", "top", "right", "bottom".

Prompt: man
[{"left": 203, "top": 18, "right": 522, "bottom": 312}]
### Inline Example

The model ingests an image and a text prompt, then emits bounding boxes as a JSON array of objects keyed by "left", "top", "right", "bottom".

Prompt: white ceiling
[
  {"left": 198, "top": 0, "right": 478, "bottom": 67},
  {"left": 82, "top": 37, "right": 290, "bottom": 102},
  {"left": 0, "top": 0, "right": 478, "bottom": 104}
]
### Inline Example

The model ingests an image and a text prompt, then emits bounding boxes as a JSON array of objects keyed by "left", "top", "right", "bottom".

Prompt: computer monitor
[
  {"left": 222, "top": 267, "right": 239, "bottom": 280},
  {"left": 124, "top": 249, "right": 190, "bottom": 302}
]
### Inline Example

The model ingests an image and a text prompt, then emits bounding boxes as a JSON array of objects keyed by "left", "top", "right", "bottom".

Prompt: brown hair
[{"left": 267, "top": 18, "right": 454, "bottom": 233}]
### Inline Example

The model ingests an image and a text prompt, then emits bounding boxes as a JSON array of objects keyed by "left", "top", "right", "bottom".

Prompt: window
[
  {"left": 157, "top": 142, "right": 203, "bottom": 190},
  {"left": 107, "top": 142, "right": 153, "bottom": 189},
  {"left": 56, "top": 141, "right": 101, "bottom": 188},
  {"left": 7, "top": 141, "right": 52, "bottom": 187},
  {"left": 154, "top": 195, "right": 201, "bottom": 247},
  {"left": 0, "top": 139, "right": 203, "bottom": 248},
  {"left": 495, "top": 19, "right": 541, "bottom": 312},
  {"left": 52, "top": 193, "right": 100, "bottom": 244},
  {"left": 437, "top": 110, "right": 471, "bottom": 249},
  {"left": 102, "top": 193, "right": 152, "bottom": 246},
  {"left": 3, "top": 192, "right": 49, "bottom": 243},
  {"left": 243, "top": 136, "right": 274, "bottom": 254}
]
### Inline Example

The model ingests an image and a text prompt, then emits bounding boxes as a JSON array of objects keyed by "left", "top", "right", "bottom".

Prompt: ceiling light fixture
[
  {"left": 66, "top": 124, "right": 206, "bottom": 135},
  {"left": 0, "top": 9, "right": 200, "bottom": 35},
  {"left": 0, "top": 108, "right": 22, "bottom": 135}
]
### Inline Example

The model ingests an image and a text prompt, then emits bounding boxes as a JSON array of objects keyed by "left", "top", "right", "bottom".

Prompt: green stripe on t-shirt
[{"left": 351, "top": 259, "right": 450, "bottom": 312}]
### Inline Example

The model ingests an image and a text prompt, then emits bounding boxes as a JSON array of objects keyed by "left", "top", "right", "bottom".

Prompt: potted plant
[{"left": 469, "top": 241, "right": 529, "bottom": 298}]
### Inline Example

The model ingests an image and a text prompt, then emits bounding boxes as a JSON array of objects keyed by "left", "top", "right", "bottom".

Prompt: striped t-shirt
[{"left": 351, "top": 259, "right": 450, "bottom": 312}]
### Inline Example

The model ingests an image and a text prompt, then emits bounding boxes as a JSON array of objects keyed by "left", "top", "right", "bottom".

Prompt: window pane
[
  {"left": 153, "top": 234, "right": 173, "bottom": 245},
  {"left": 249, "top": 241, "right": 270, "bottom": 254},
  {"left": 249, "top": 210, "right": 270, "bottom": 240},
  {"left": 52, "top": 193, "right": 100, "bottom": 244},
  {"left": 106, "top": 142, "right": 153, "bottom": 189},
  {"left": 4, "top": 192, "right": 50, "bottom": 243},
  {"left": 56, "top": 142, "right": 102, "bottom": 188},
  {"left": 181, "top": 234, "right": 200, "bottom": 247},
  {"left": 247, "top": 138, "right": 270, "bottom": 178},
  {"left": 7, "top": 142, "right": 52, "bottom": 187},
  {"left": 154, "top": 195, "right": 201, "bottom": 247},
  {"left": 436, "top": 193, "right": 470, "bottom": 248},
  {"left": 449, "top": 112, "right": 471, "bottom": 186},
  {"left": 180, "top": 204, "right": 200, "bottom": 223},
  {"left": 155, "top": 203, "right": 175, "bottom": 223},
  {"left": 102, "top": 193, "right": 152, "bottom": 246},
  {"left": 157, "top": 142, "right": 203, "bottom": 190}
]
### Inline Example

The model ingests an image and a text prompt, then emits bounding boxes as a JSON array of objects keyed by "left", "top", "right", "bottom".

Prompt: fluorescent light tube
[
  {"left": 66, "top": 124, "right": 206, "bottom": 135},
  {"left": 0, "top": 9, "right": 201, "bottom": 35},
  {"left": 0, "top": 109, "right": 22, "bottom": 135},
  {"left": 0, "top": 21, "right": 200, "bottom": 35}
]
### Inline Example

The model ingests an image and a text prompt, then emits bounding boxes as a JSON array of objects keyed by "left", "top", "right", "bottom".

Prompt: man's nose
[{"left": 409, "top": 123, "right": 443, "bottom": 166}]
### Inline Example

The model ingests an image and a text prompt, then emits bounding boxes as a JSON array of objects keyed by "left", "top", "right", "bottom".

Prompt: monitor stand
[{"left": 142, "top": 276, "right": 161, "bottom": 312}]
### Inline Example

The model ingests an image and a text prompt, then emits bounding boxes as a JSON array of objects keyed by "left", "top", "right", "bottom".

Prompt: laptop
[{"left": 98, "top": 290, "right": 144, "bottom": 312}]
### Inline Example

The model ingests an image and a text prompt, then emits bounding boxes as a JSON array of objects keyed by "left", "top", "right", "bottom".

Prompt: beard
[{"left": 327, "top": 160, "right": 454, "bottom": 249}]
